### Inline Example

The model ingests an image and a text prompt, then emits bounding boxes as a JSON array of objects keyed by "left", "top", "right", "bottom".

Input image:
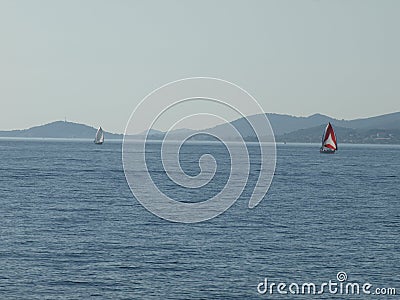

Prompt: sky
[{"left": 0, "top": 0, "right": 399, "bottom": 133}]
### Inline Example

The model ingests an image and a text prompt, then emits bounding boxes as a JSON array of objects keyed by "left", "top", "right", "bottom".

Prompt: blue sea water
[{"left": 0, "top": 139, "right": 399, "bottom": 299}]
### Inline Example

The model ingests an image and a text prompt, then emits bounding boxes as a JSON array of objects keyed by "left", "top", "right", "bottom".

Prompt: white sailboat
[
  {"left": 94, "top": 127, "right": 104, "bottom": 144},
  {"left": 320, "top": 122, "right": 337, "bottom": 153}
]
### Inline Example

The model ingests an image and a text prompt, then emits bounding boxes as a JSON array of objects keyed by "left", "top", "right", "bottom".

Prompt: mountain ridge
[
  {"left": 0, "top": 121, "right": 122, "bottom": 139},
  {"left": 0, "top": 112, "right": 399, "bottom": 143}
]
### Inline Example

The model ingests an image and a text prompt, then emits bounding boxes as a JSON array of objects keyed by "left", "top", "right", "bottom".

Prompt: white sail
[{"left": 95, "top": 127, "right": 104, "bottom": 144}]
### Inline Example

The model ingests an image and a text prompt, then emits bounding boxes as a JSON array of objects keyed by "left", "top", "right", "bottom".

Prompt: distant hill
[
  {"left": 1, "top": 112, "right": 399, "bottom": 144},
  {"left": 191, "top": 112, "right": 400, "bottom": 144},
  {"left": 341, "top": 112, "right": 400, "bottom": 130},
  {"left": 277, "top": 125, "right": 400, "bottom": 144},
  {"left": 0, "top": 121, "right": 122, "bottom": 139},
  {"left": 203, "top": 112, "right": 400, "bottom": 137},
  {"left": 139, "top": 129, "right": 165, "bottom": 136}
]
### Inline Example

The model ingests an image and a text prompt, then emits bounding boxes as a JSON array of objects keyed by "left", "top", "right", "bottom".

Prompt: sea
[{"left": 1, "top": 139, "right": 399, "bottom": 299}]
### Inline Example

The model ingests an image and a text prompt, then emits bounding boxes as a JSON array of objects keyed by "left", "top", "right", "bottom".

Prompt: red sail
[{"left": 322, "top": 123, "right": 337, "bottom": 150}]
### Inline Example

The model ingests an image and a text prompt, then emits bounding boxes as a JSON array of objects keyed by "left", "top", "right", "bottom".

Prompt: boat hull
[{"left": 320, "top": 148, "right": 335, "bottom": 154}]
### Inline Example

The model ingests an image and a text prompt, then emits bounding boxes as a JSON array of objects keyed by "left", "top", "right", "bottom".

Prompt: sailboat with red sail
[{"left": 320, "top": 122, "right": 337, "bottom": 153}]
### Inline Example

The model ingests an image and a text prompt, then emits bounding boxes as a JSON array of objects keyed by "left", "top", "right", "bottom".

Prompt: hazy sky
[{"left": 0, "top": 0, "right": 399, "bottom": 133}]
